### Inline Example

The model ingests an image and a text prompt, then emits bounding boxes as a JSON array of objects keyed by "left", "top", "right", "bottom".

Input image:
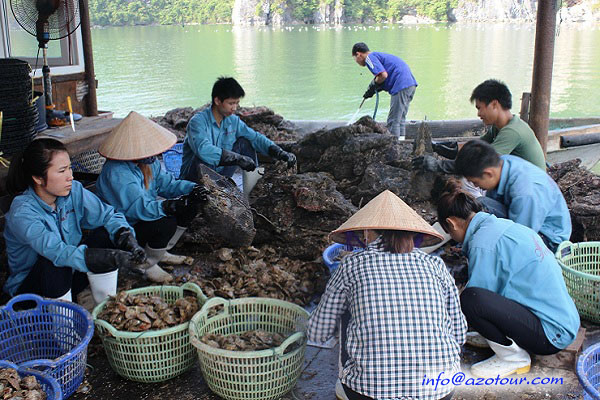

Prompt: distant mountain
[{"left": 89, "top": 0, "right": 600, "bottom": 26}]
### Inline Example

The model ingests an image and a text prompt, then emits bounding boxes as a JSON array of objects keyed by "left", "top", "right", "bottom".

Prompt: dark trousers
[
  {"left": 133, "top": 216, "right": 178, "bottom": 249},
  {"left": 461, "top": 287, "right": 561, "bottom": 355},
  {"left": 16, "top": 228, "right": 115, "bottom": 298}
]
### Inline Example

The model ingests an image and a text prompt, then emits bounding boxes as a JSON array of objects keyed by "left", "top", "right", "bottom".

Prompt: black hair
[
  {"left": 470, "top": 79, "right": 512, "bottom": 109},
  {"left": 432, "top": 176, "right": 483, "bottom": 232},
  {"left": 6, "top": 138, "right": 68, "bottom": 194},
  {"left": 454, "top": 140, "right": 501, "bottom": 178},
  {"left": 351, "top": 42, "right": 369, "bottom": 56},
  {"left": 211, "top": 77, "right": 245, "bottom": 105}
]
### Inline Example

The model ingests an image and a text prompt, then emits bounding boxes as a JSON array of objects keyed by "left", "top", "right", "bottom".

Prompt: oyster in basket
[
  {"left": 0, "top": 368, "right": 47, "bottom": 400},
  {"left": 200, "top": 330, "right": 295, "bottom": 352}
]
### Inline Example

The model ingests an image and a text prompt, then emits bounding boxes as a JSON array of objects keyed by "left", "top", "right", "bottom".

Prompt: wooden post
[
  {"left": 520, "top": 92, "right": 531, "bottom": 124},
  {"left": 79, "top": 0, "right": 98, "bottom": 116},
  {"left": 529, "top": 0, "right": 558, "bottom": 156}
]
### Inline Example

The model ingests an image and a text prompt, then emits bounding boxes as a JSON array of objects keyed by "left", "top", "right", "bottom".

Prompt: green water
[{"left": 89, "top": 23, "right": 600, "bottom": 121}]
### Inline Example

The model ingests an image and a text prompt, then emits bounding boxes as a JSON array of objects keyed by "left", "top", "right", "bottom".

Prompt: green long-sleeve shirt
[{"left": 481, "top": 115, "right": 546, "bottom": 170}]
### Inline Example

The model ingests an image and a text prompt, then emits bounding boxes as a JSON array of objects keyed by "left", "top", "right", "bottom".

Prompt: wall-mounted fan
[{"left": 10, "top": 0, "right": 81, "bottom": 126}]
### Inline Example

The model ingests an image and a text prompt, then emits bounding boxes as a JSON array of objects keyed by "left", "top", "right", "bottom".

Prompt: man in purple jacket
[{"left": 352, "top": 42, "right": 417, "bottom": 139}]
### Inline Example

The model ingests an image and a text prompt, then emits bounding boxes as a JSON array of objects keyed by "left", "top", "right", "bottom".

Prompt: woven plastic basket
[
  {"left": 162, "top": 142, "right": 184, "bottom": 177},
  {"left": 577, "top": 342, "right": 600, "bottom": 400},
  {"left": 0, "top": 360, "right": 63, "bottom": 400},
  {"left": 556, "top": 241, "right": 600, "bottom": 323},
  {"left": 0, "top": 294, "right": 94, "bottom": 398},
  {"left": 322, "top": 243, "right": 364, "bottom": 273},
  {"left": 92, "top": 282, "right": 207, "bottom": 382},
  {"left": 189, "top": 297, "right": 309, "bottom": 400},
  {"left": 71, "top": 150, "right": 106, "bottom": 174}
]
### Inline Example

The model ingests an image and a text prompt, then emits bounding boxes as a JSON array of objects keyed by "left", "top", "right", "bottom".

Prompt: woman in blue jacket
[
  {"left": 4, "top": 139, "right": 145, "bottom": 304},
  {"left": 96, "top": 111, "right": 209, "bottom": 283},
  {"left": 434, "top": 177, "right": 580, "bottom": 378}
]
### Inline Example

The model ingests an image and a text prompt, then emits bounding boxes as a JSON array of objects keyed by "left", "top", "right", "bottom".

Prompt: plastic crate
[
  {"left": 0, "top": 360, "right": 62, "bottom": 400},
  {"left": 577, "top": 342, "right": 600, "bottom": 400},
  {"left": 0, "top": 294, "right": 94, "bottom": 398},
  {"left": 189, "top": 297, "right": 309, "bottom": 400},
  {"left": 556, "top": 241, "right": 600, "bottom": 323},
  {"left": 322, "top": 243, "right": 364, "bottom": 273},
  {"left": 71, "top": 150, "right": 106, "bottom": 174},
  {"left": 163, "top": 143, "right": 183, "bottom": 177},
  {"left": 92, "top": 282, "right": 207, "bottom": 382}
]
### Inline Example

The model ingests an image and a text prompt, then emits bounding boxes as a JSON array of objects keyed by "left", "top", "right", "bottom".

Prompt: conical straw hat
[
  {"left": 330, "top": 190, "right": 444, "bottom": 247},
  {"left": 99, "top": 111, "right": 177, "bottom": 160}
]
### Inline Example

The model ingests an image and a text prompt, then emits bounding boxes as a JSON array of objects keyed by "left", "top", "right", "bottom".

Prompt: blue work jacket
[
  {"left": 486, "top": 155, "right": 571, "bottom": 247},
  {"left": 180, "top": 107, "right": 275, "bottom": 178},
  {"left": 463, "top": 212, "right": 580, "bottom": 349},
  {"left": 95, "top": 159, "right": 195, "bottom": 225},
  {"left": 3, "top": 180, "right": 131, "bottom": 295}
]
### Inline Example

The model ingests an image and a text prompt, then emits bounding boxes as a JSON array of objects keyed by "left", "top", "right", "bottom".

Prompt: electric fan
[{"left": 10, "top": 0, "right": 81, "bottom": 126}]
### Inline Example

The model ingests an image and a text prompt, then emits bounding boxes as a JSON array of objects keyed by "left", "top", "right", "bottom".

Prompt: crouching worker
[
  {"left": 308, "top": 190, "right": 466, "bottom": 400},
  {"left": 96, "top": 112, "right": 209, "bottom": 284},
  {"left": 434, "top": 177, "right": 580, "bottom": 378},
  {"left": 4, "top": 139, "right": 145, "bottom": 304},
  {"left": 179, "top": 77, "right": 296, "bottom": 193}
]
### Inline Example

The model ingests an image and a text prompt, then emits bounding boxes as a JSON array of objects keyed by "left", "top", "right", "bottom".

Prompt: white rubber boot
[
  {"left": 138, "top": 246, "right": 173, "bottom": 284},
  {"left": 87, "top": 270, "right": 118, "bottom": 305},
  {"left": 470, "top": 339, "right": 531, "bottom": 378},
  {"left": 162, "top": 226, "right": 193, "bottom": 265},
  {"left": 52, "top": 289, "right": 72, "bottom": 302},
  {"left": 335, "top": 379, "right": 349, "bottom": 400},
  {"left": 242, "top": 167, "right": 264, "bottom": 197},
  {"left": 466, "top": 331, "right": 490, "bottom": 348}
]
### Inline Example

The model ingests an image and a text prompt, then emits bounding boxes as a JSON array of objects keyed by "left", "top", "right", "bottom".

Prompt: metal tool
[{"left": 67, "top": 96, "right": 75, "bottom": 131}]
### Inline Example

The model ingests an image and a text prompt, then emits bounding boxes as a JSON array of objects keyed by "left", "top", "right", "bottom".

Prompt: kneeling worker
[{"left": 179, "top": 76, "right": 296, "bottom": 192}]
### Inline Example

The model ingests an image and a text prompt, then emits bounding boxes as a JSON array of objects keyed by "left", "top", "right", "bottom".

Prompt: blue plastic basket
[
  {"left": 0, "top": 360, "right": 62, "bottom": 400},
  {"left": 163, "top": 142, "right": 184, "bottom": 177},
  {"left": 0, "top": 294, "right": 94, "bottom": 399},
  {"left": 578, "top": 343, "right": 600, "bottom": 400},
  {"left": 322, "top": 243, "right": 364, "bottom": 273}
]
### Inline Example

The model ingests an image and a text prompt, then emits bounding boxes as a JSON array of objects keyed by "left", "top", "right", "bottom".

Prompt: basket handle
[
  {"left": 275, "top": 332, "right": 305, "bottom": 356},
  {"left": 556, "top": 240, "right": 573, "bottom": 258},
  {"left": 200, "top": 297, "right": 230, "bottom": 316},
  {"left": 21, "top": 358, "right": 56, "bottom": 370},
  {"left": 3, "top": 293, "right": 45, "bottom": 313},
  {"left": 181, "top": 282, "right": 208, "bottom": 303},
  {"left": 93, "top": 317, "right": 120, "bottom": 337}
]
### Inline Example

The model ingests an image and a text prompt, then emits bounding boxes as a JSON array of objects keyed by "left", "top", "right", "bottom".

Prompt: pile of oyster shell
[
  {"left": 97, "top": 291, "right": 199, "bottom": 332},
  {"left": 200, "top": 330, "right": 290, "bottom": 351},
  {"left": 0, "top": 368, "right": 46, "bottom": 400},
  {"left": 178, "top": 245, "right": 329, "bottom": 306}
]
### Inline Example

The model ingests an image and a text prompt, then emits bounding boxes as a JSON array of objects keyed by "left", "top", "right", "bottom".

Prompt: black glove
[
  {"left": 363, "top": 78, "right": 384, "bottom": 99},
  {"left": 219, "top": 149, "right": 256, "bottom": 171},
  {"left": 268, "top": 145, "right": 297, "bottom": 168},
  {"left": 114, "top": 228, "right": 146, "bottom": 264},
  {"left": 411, "top": 155, "right": 456, "bottom": 174},
  {"left": 432, "top": 141, "right": 459, "bottom": 159},
  {"left": 187, "top": 184, "right": 210, "bottom": 203},
  {"left": 84, "top": 248, "right": 136, "bottom": 273},
  {"left": 162, "top": 197, "right": 192, "bottom": 217}
]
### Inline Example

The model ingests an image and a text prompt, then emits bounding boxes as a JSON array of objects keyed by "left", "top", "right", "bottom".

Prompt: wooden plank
[{"left": 36, "top": 113, "right": 121, "bottom": 155}]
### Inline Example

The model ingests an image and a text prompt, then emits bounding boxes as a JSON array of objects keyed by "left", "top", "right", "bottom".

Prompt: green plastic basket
[
  {"left": 189, "top": 297, "right": 309, "bottom": 400},
  {"left": 556, "top": 241, "right": 600, "bottom": 323},
  {"left": 92, "top": 282, "right": 207, "bottom": 382}
]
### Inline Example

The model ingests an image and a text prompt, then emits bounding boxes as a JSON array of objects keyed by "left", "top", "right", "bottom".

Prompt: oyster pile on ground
[
  {"left": 178, "top": 245, "right": 329, "bottom": 306},
  {"left": 0, "top": 368, "right": 46, "bottom": 400},
  {"left": 200, "top": 330, "right": 290, "bottom": 351},
  {"left": 97, "top": 292, "right": 199, "bottom": 332}
]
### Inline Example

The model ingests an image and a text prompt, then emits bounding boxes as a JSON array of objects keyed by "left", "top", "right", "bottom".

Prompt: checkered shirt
[{"left": 308, "top": 238, "right": 467, "bottom": 400}]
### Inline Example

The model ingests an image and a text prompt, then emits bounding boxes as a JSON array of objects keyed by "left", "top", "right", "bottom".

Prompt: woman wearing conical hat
[
  {"left": 433, "top": 177, "right": 579, "bottom": 379},
  {"left": 308, "top": 190, "right": 466, "bottom": 400},
  {"left": 95, "top": 111, "right": 210, "bottom": 283}
]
